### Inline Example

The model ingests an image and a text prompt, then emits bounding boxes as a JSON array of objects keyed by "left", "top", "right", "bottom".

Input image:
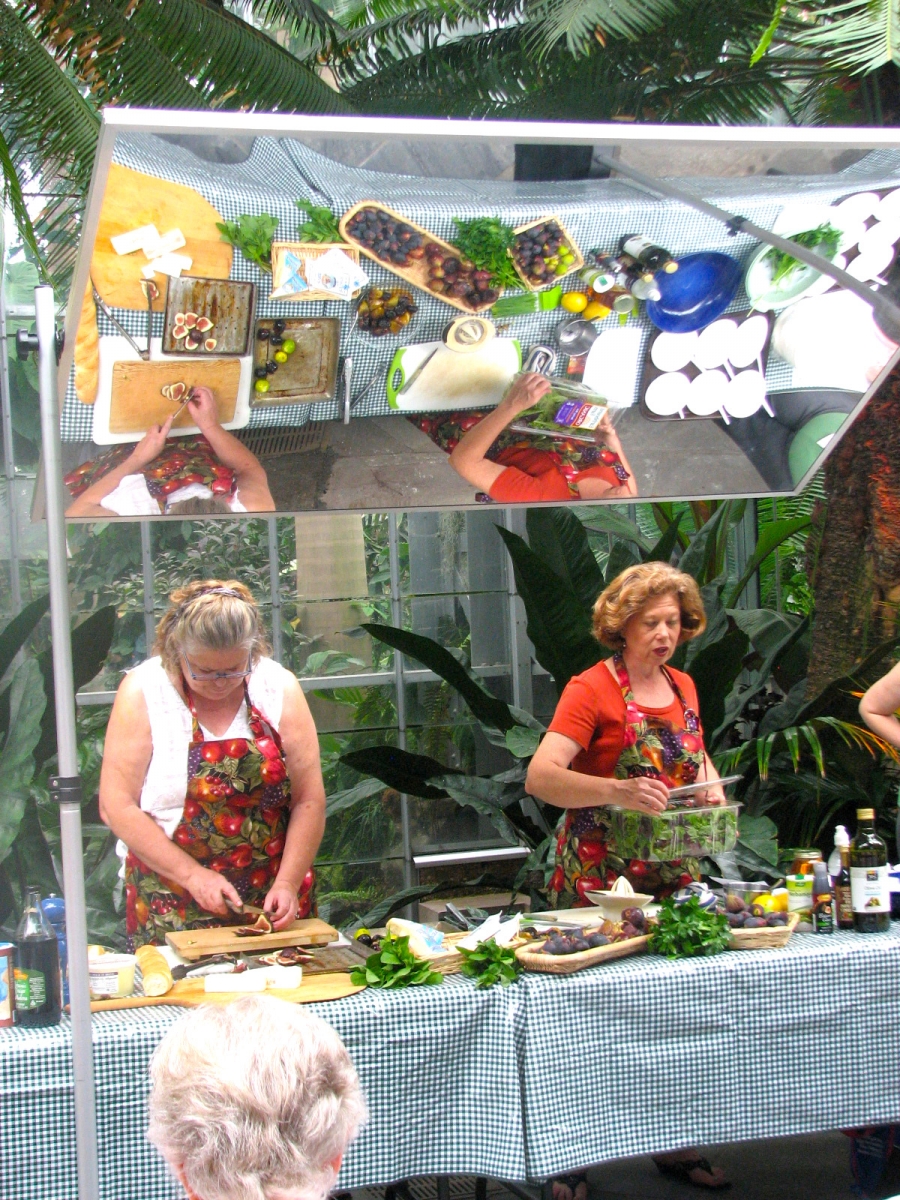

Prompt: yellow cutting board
[
  {"left": 87, "top": 971, "right": 363, "bottom": 1012},
  {"left": 167, "top": 917, "right": 338, "bottom": 961},
  {"left": 109, "top": 359, "right": 240, "bottom": 434},
  {"left": 90, "top": 164, "right": 233, "bottom": 312}
]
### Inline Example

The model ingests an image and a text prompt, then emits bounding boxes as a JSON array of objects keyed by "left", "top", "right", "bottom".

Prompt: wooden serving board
[
  {"left": 339, "top": 200, "right": 500, "bottom": 314},
  {"left": 728, "top": 911, "right": 800, "bottom": 950},
  {"left": 515, "top": 934, "right": 649, "bottom": 975},
  {"left": 87, "top": 971, "right": 363, "bottom": 1012},
  {"left": 511, "top": 214, "right": 584, "bottom": 292},
  {"left": 109, "top": 359, "right": 241, "bottom": 434},
  {"left": 90, "top": 164, "right": 232, "bottom": 313},
  {"left": 166, "top": 917, "right": 338, "bottom": 961}
]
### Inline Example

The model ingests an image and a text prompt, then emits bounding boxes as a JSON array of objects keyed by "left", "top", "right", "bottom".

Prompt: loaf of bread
[
  {"left": 135, "top": 944, "right": 173, "bottom": 996},
  {"left": 74, "top": 280, "right": 99, "bottom": 404}
]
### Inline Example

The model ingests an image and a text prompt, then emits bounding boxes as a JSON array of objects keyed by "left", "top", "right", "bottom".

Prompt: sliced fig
[
  {"left": 161, "top": 385, "right": 173, "bottom": 400},
  {"left": 203, "top": 337, "right": 217, "bottom": 352},
  {"left": 184, "top": 312, "right": 198, "bottom": 329},
  {"left": 196, "top": 316, "right": 214, "bottom": 333},
  {"left": 174, "top": 312, "right": 186, "bottom": 324},
  {"left": 172, "top": 326, "right": 189, "bottom": 340},
  {"left": 170, "top": 381, "right": 187, "bottom": 402},
  {"left": 235, "top": 914, "right": 273, "bottom": 937},
  {"left": 185, "top": 337, "right": 200, "bottom": 351}
]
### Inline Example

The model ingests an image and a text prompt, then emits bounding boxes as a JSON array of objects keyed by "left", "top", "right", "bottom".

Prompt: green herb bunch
[
  {"left": 764, "top": 223, "right": 841, "bottom": 287},
  {"left": 451, "top": 217, "right": 520, "bottom": 289},
  {"left": 349, "top": 933, "right": 444, "bottom": 989},
  {"left": 648, "top": 896, "right": 731, "bottom": 960},
  {"left": 457, "top": 937, "right": 522, "bottom": 989},
  {"left": 216, "top": 213, "right": 279, "bottom": 272},
  {"left": 296, "top": 198, "right": 342, "bottom": 243}
]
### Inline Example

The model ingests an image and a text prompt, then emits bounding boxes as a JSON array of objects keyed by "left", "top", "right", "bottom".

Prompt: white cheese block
[
  {"left": 148, "top": 252, "right": 193, "bottom": 278},
  {"left": 143, "top": 228, "right": 186, "bottom": 260},
  {"left": 204, "top": 971, "right": 267, "bottom": 993},
  {"left": 261, "top": 965, "right": 303, "bottom": 989},
  {"left": 111, "top": 224, "right": 160, "bottom": 256}
]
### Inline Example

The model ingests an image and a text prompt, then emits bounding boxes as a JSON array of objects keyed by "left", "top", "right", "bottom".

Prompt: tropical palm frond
[
  {"left": 716, "top": 714, "right": 900, "bottom": 781},
  {"left": 244, "top": 0, "right": 346, "bottom": 43},
  {"left": 0, "top": 127, "right": 46, "bottom": 276},
  {"left": 525, "top": 0, "right": 676, "bottom": 58},
  {"left": 787, "top": 0, "right": 900, "bottom": 74}
]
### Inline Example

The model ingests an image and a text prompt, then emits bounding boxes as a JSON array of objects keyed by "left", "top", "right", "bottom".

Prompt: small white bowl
[
  {"left": 584, "top": 890, "right": 654, "bottom": 920},
  {"left": 834, "top": 191, "right": 881, "bottom": 224},
  {"left": 693, "top": 319, "right": 738, "bottom": 371},
  {"left": 875, "top": 188, "right": 900, "bottom": 222},
  {"left": 724, "top": 370, "right": 766, "bottom": 419},
  {"left": 688, "top": 369, "right": 729, "bottom": 416},
  {"left": 645, "top": 371, "right": 690, "bottom": 416},
  {"left": 650, "top": 331, "right": 698, "bottom": 373},
  {"left": 728, "top": 315, "right": 769, "bottom": 369}
]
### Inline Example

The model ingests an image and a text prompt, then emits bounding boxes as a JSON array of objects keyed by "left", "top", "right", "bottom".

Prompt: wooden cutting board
[
  {"left": 90, "top": 164, "right": 232, "bottom": 313},
  {"left": 87, "top": 971, "right": 363, "bottom": 1012},
  {"left": 109, "top": 359, "right": 240, "bottom": 434},
  {"left": 167, "top": 917, "right": 338, "bottom": 961}
]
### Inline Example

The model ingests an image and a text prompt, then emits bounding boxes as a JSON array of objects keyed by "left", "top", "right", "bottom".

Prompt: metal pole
[
  {"left": 0, "top": 224, "right": 21, "bottom": 614},
  {"left": 388, "top": 512, "right": 413, "bottom": 890},
  {"left": 35, "top": 283, "right": 99, "bottom": 1200},
  {"left": 140, "top": 522, "right": 155, "bottom": 655},
  {"left": 267, "top": 516, "right": 283, "bottom": 664},
  {"left": 592, "top": 151, "right": 900, "bottom": 342},
  {"left": 503, "top": 507, "right": 533, "bottom": 713}
]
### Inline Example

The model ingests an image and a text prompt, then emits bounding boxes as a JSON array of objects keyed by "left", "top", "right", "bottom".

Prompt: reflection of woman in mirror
[
  {"left": 444, "top": 373, "right": 637, "bottom": 503},
  {"left": 65, "top": 387, "right": 274, "bottom": 516}
]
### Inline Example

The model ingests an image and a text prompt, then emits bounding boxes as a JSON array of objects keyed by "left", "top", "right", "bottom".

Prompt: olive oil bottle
[{"left": 850, "top": 809, "right": 891, "bottom": 933}]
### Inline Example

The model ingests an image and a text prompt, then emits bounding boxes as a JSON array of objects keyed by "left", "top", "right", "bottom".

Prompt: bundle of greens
[
  {"left": 451, "top": 217, "right": 521, "bottom": 289},
  {"left": 216, "top": 213, "right": 279, "bottom": 272},
  {"left": 349, "top": 933, "right": 443, "bottom": 988},
  {"left": 763, "top": 223, "right": 841, "bottom": 287},
  {"left": 296, "top": 198, "right": 342, "bottom": 243},
  {"left": 457, "top": 938, "right": 522, "bottom": 989},
  {"left": 648, "top": 896, "right": 731, "bottom": 960}
]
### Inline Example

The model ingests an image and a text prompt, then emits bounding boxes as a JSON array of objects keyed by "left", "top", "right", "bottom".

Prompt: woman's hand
[
  {"left": 186, "top": 865, "right": 242, "bottom": 916},
  {"left": 594, "top": 410, "right": 621, "bottom": 446},
  {"left": 693, "top": 784, "right": 726, "bottom": 805},
  {"left": 499, "top": 372, "right": 552, "bottom": 418},
  {"left": 186, "top": 386, "right": 220, "bottom": 433},
  {"left": 613, "top": 776, "right": 669, "bottom": 814},
  {"left": 127, "top": 415, "right": 174, "bottom": 468},
  {"left": 264, "top": 880, "right": 299, "bottom": 930}
]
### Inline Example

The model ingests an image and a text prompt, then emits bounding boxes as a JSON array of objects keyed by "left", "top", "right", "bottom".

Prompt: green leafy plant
[
  {"left": 457, "top": 937, "right": 522, "bottom": 988},
  {"left": 763, "top": 224, "right": 842, "bottom": 285},
  {"left": 216, "top": 214, "right": 280, "bottom": 273},
  {"left": 349, "top": 933, "right": 444, "bottom": 987},
  {"left": 296, "top": 198, "right": 342, "bottom": 243},
  {"left": 648, "top": 896, "right": 731, "bottom": 959},
  {"left": 451, "top": 218, "right": 520, "bottom": 289}
]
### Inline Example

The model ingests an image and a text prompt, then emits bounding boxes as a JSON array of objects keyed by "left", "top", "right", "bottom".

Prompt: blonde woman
[
  {"left": 148, "top": 995, "right": 367, "bottom": 1200},
  {"left": 100, "top": 580, "right": 325, "bottom": 947}
]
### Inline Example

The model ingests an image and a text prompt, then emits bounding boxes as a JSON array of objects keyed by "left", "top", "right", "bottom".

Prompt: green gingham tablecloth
[
  {"left": 3, "top": 929, "right": 900, "bottom": 1200},
  {"left": 60, "top": 135, "right": 900, "bottom": 441}
]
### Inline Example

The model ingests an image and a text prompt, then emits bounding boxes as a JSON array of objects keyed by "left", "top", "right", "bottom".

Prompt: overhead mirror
[{"left": 57, "top": 113, "right": 900, "bottom": 517}]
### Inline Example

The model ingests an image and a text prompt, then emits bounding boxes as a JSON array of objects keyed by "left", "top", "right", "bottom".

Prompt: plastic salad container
[{"left": 607, "top": 802, "right": 741, "bottom": 862}]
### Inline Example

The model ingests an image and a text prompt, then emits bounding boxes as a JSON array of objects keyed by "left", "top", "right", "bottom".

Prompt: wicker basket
[
  {"left": 420, "top": 931, "right": 470, "bottom": 976},
  {"left": 727, "top": 911, "right": 800, "bottom": 950},
  {"left": 270, "top": 241, "right": 363, "bottom": 302},
  {"left": 509, "top": 215, "right": 584, "bottom": 292}
]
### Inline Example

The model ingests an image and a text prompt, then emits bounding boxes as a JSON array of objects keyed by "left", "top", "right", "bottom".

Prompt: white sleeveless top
[{"left": 121, "top": 656, "right": 288, "bottom": 850}]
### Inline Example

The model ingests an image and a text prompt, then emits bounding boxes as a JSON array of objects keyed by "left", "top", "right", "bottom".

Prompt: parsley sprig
[
  {"left": 457, "top": 937, "right": 522, "bottom": 989},
  {"left": 216, "top": 213, "right": 279, "bottom": 272},
  {"left": 296, "top": 198, "right": 342, "bottom": 243},
  {"left": 451, "top": 217, "right": 521, "bottom": 289},
  {"left": 648, "top": 896, "right": 731, "bottom": 959},
  {"left": 763, "top": 223, "right": 841, "bottom": 286},
  {"left": 349, "top": 933, "right": 443, "bottom": 989}
]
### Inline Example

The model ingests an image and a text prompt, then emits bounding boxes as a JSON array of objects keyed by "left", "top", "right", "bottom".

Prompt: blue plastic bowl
[{"left": 645, "top": 251, "right": 743, "bottom": 333}]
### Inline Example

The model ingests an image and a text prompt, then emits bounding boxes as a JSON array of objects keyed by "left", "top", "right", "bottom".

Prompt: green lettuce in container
[{"left": 607, "top": 802, "right": 740, "bottom": 862}]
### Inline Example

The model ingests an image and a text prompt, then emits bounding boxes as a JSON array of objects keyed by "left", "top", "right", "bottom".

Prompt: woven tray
[
  {"left": 420, "top": 930, "right": 470, "bottom": 976},
  {"left": 338, "top": 200, "right": 501, "bottom": 314},
  {"left": 515, "top": 933, "right": 649, "bottom": 975},
  {"left": 510, "top": 214, "right": 584, "bottom": 292},
  {"left": 728, "top": 911, "right": 800, "bottom": 950},
  {"left": 270, "top": 241, "right": 363, "bottom": 302}
]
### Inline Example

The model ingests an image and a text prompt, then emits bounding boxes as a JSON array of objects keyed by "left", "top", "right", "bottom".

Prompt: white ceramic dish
[
  {"left": 858, "top": 220, "right": 900, "bottom": 253},
  {"left": 693, "top": 319, "right": 738, "bottom": 371},
  {"left": 526, "top": 908, "right": 612, "bottom": 928},
  {"left": 727, "top": 314, "right": 768, "bottom": 368},
  {"left": 582, "top": 327, "right": 644, "bottom": 408},
  {"left": 875, "top": 187, "right": 900, "bottom": 222},
  {"left": 725, "top": 370, "right": 767, "bottom": 418},
  {"left": 688, "top": 369, "right": 729, "bottom": 416},
  {"left": 650, "top": 331, "right": 698, "bottom": 373},
  {"left": 847, "top": 244, "right": 894, "bottom": 282},
  {"left": 644, "top": 371, "right": 690, "bottom": 416},
  {"left": 585, "top": 890, "right": 653, "bottom": 920},
  {"left": 834, "top": 191, "right": 881, "bottom": 223}
]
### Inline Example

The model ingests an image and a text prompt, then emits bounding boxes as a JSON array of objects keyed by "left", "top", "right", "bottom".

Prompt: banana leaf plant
[
  {"left": 0, "top": 597, "right": 118, "bottom": 939},
  {"left": 333, "top": 504, "right": 889, "bottom": 902}
]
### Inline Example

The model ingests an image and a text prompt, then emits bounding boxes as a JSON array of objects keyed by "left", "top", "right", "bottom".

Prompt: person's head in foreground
[
  {"left": 148, "top": 995, "right": 367, "bottom": 1200},
  {"left": 592, "top": 561, "right": 706, "bottom": 661}
]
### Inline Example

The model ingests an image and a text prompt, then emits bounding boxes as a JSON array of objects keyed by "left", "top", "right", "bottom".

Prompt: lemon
[
  {"left": 560, "top": 291, "right": 589, "bottom": 313},
  {"left": 584, "top": 300, "right": 612, "bottom": 321},
  {"left": 254, "top": 379, "right": 270, "bottom": 393}
]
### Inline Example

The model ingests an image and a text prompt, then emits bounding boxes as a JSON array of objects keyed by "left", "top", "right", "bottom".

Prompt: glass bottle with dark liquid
[
  {"left": 851, "top": 809, "right": 891, "bottom": 933},
  {"left": 14, "top": 886, "right": 62, "bottom": 1026}
]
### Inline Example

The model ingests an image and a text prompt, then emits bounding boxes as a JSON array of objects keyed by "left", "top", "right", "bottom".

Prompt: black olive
[
  {"left": 273, "top": 319, "right": 286, "bottom": 334},
  {"left": 266, "top": 361, "right": 278, "bottom": 375},
  {"left": 270, "top": 337, "right": 283, "bottom": 349},
  {"left": 254, "top": 366, "right": 268, "bottom": 379},
  {"left": 256, "top": 328, "right": 271, "bottom": 341}
]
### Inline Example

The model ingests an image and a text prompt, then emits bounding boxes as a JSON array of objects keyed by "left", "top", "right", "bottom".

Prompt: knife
[
  {"left": 667, "top": 773, "right": 743, "bottom": 799},
  {"left": 224, "top": 898, "right": 268, "bottom": 917},
  {"left": 397, "top": 345, "right": 440, "bottom": 396}
]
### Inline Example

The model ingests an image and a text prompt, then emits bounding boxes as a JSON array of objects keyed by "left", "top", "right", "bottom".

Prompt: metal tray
[
  {"left": 251, "top": 317, "right": 341, "bottom": 405},
  {"left": 162, "top": 276, "right": 255, "bottom": 356}
]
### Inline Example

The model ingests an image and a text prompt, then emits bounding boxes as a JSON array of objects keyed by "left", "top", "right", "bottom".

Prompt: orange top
[
  {"left": 547, "top": 659, "right": 702, "bottom": 777},
  {"left": 488, "top": 447, "right": 622, "bottom": 503}
]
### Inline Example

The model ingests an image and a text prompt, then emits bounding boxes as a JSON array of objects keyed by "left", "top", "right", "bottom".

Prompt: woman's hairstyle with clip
[
  {"left": 154, "top": 579, "right": 270, "bottom": 675},
  {"left": 592, "top": 562, "right": 706, "bottom": 650}
]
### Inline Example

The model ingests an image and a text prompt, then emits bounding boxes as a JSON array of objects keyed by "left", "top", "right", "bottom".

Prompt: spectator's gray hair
[{"left": 148, "top": 995, "right": 367, "bottom": 1200}]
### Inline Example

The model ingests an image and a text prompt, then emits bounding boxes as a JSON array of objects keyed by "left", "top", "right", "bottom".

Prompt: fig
[
  {"left": 749, "top": 903, "right": 766, "bottom": 918},
  {"left": 170, "top": 382, "right": 187, "bottom": 402},
  {"left": 587, "top": 932, "right": 610, "bottom": 948},
  {"left": 161, "top": 385, "right": 173, "bottom": 400},
  {"left": 266, "top": 361, "right": 278, "bottom": 375},
  {"left": 254, "top": 366, "right": 268, "bottom": 379},
  {"left": 184, "top": 312, "right": 198, "bottom": 329},
  {"left": 725, "top": 894, "right": 747, "bottom": 913},
  {"left": 619, "top": 922, "right": 641, "bottom": 939},
  {"left": 172, "top": 326, "right": 188, "bottom": 340},
  {"left": 727, "top": 912, "right": 747, "bottom": 928},
  {"left": 235, "top": 913, "right": 273, "bottom": 937},
  {"left": 174, "top": 312, "right": 185, "bottom": 324},
  {"left": 204, "top": 338, "right": 217, "bottom": 351},
  {"left": 196, "top": 316, "right": 214, "bottom": 333},
  {"left": 621, "top": 907, "right": 646, "bottom": 929},
  {"left": 743, "top": 917, "right": 767, "bottom": 929},
  {"left": 767, "top": 914, "right": 787, "bottom": 927},
  {"left": 185, "top": 337, "right": 200, "bottom": 351}
]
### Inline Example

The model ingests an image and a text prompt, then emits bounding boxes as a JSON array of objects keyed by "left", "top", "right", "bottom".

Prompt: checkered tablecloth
[
  {"left": 60, "top": 134, "right": 900, "bottom": 441},
  {"left": 3, "top": 929, "right": 900, "bottom": 1200}
]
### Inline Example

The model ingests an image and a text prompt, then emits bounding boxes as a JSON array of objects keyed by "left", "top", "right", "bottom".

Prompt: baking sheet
[
  {"left": 163, "top": 276, "right": 255, "bottom": 356},
  {"left": 92, "top": 336, "right": 251, "bottom": 444},
  {"left": 251, "top": 317, "right": 340, "bottom": 405}
]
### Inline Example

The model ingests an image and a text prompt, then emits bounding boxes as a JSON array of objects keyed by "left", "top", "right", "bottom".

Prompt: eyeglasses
[{"left": 181, "top": 652, "right": 252, "bottom": 682}]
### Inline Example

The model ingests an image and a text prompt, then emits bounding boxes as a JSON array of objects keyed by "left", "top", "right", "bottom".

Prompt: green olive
[
  {"left": 254, "top": 379, "right": 270, "bottom": 393},
  {"left": 281, "top": 338, "right": 296, "bottom": 354}
]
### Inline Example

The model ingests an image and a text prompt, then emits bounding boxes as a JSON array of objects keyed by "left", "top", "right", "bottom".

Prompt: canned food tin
[{"left": 0, "top": 942, "right": 14, "bottom": 1028}]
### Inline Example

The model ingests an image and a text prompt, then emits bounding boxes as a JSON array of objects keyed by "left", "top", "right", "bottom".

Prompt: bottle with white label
[
  {"left": 850, "top": 808, "right": 891, "bottom": 933},
  {"left": 14, "top": 887, "right": 61, "bottom": 1026}
]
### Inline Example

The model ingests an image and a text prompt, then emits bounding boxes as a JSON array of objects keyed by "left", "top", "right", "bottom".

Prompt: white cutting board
[
  {"left": 92, "top": 336, "right": 252, "bottom": 445},
  {"left": 582, "top": 327, "right": 644, "bottom": 409},
  {"left": 386, "top": 339, "right": 521, "bottom": 411}
]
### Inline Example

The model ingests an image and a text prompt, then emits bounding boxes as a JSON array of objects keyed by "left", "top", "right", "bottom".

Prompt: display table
[{"left": 3, "top": 930, "right": 900, "bottom": 1200}]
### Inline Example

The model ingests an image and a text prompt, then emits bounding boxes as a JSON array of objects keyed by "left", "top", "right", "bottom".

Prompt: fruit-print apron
[
  {"left": 125, "top": 680, "right": 315, "bottom": 948},
  {"left": 548, "top": 654, "right": 706, "bottom": 908},
  {"left": 64, "top": 436, "right": 236, "bottom": 505}
]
